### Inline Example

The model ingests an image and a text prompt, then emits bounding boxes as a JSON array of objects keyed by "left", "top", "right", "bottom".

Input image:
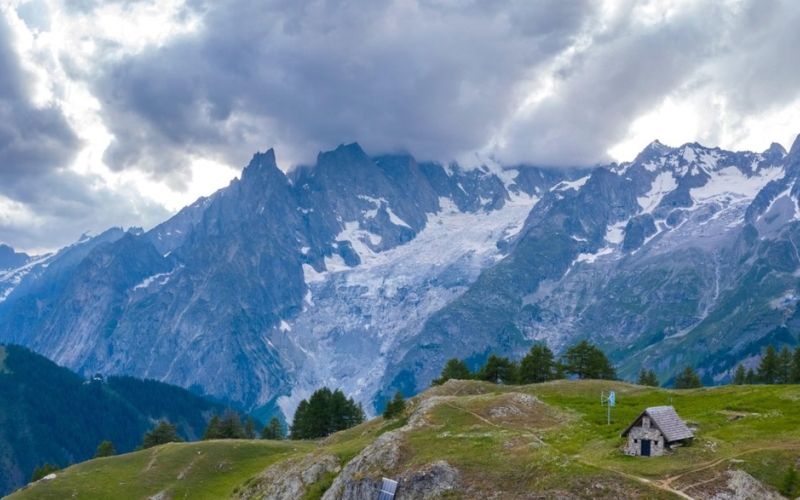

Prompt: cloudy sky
[{"left": 1, "top": 0, "right": 799, "bottom": 253}]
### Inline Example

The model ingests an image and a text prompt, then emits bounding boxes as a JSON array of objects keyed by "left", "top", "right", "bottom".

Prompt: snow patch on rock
[
  {"left": 553, "top": 175, "right": 590, "bottom": 192},
  {"left": 132, "top": 266, "right": 182, "bottom": 291},
  {"left": 638, "top": 172, "right": 677, "bottom": 213},
  {"left": 691, "top": 166, "right": 782, "bottom": 203}
]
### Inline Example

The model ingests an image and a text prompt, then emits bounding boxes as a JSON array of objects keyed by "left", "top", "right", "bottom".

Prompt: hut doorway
[{"left": 641, "top": 439, "right": 651, "bottom": 456}]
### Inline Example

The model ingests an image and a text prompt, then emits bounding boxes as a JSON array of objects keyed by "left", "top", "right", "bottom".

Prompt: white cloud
[{"left": 1, "top": 0, "right": 799, "bottom": 252}]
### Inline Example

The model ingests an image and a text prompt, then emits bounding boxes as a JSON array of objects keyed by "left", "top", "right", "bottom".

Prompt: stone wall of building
[{"left": 623, "top": 417, "right": 666, "bottom": 456}]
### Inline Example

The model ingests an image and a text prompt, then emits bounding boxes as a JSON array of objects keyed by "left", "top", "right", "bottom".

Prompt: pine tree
[
  {"left": 777, "top": 345, "right": 793, "bottom": 384},
  {"left": 290, "top": 387, "right": 364, "bottom": 439},
  {"left": 261, "top": 417, "right": 284, "bottom": 440},
  {"left": 745, "top": 368, "right": 757, "bottom": 384},
  {"left": 519, "top": 344, "right": 558, "bottom": 384},
  {"left": 218, "top": 410, "right": 245, "bottom": 439},
  {"left": 383, "top": 391, "right": 406, "bottom": 419},
  {"left": 290, "top": 400, "right": 311, "bottom": 439},
  {"left": 432, "top": 358, "right": 472, "bottom": 386},
  {"left": 793, "top": 346, "right": 800, "bottom": 383},
  {"left": 478, "top": 354, "right": 518, "bottom": 384},
  {"left": 93, "top": 440, "right": 116, "bottom": 458},
  {"left": 244, "top": 417, "right": 256, "bottom": 439},
  {"left": 637, "top": 368, "right": 648, "bottom": 386},
  {"left": 758, "top": 345, "right": 779, "bottom": 384},
  {"left": 203, "top": 415, "right": 222, "bottom": 440},
  {"left": 141, "top": 420, "right": 182, "bottom": 449},
  {"left": 637, "top": 368, "right": 659, "bottom": 387},
  {"left": 561, "top": 340, "right": 616, "bottom": 380},
  {"left": 732, "top": 364, "right": 746, "bottom": 385},
  {"left": 674, "top": 366, "right": 702, "bottom": 389},
  {"left": 31, "top": 463, "right": 60, "bottom": 482}
]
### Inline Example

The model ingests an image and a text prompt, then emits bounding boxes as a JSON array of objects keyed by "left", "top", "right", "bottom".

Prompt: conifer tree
[
  {"left": 637, "top": 368, "right": 659, "bottom": 387},
  {"left": 141, "top": 420, "right": 182, "bottom": 449},
  {"left": 777, "top": 345, "right": 793, "bottom": 384},
  {"left": 244, "top": 417, "right": 256, "bottom": 439},
  {"left": 290, "top": 400, "right": 311, "bottom": 439},
  {"left": 382, "top": 391, "right": 406, "bottom": 419},
  {"left": 745, "top": 368, "right": 757, "bottom": 384},
  {"left": 261, "top": 417, "right": 284, "bottom": 440},
  {"left": 674, "top": 366, "right": 702, "bottom": 389},
  {"left": 519, "top": 344, "right": 558, "bottom": 384},
  {"left": 732, "top": 364, "right": 746, "bottom": 385},
  {"left": 203, "top": 415, "right": 222, "bottom": 440},
  {"left": 432, "top": 358, "right": 472, "bottom": 386},
  {"left": 561, "top": 340, "right": 616, "bottom": 380},
  {"left": 793, "top": 346, "right": 800, "bottom": 383},
  {"left": 290, "top": 387, "right": 364, "bottom": 439},
  {"left": 217, "top": 410, "right": 245, "bottom": 439},
  {"left": 31, "top": 463, "right": 60, "bottom": 482},
  {"left": 93, "top": 440, "right": 116, "bottom": 458},
  {"left": 478, "top": 354, "right": 518, "bottom": 384},
  {"left": 758, "top": 345, "right": 779, "bottom": 384}
]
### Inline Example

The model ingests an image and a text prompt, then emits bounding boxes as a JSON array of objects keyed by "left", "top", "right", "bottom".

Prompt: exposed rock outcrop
[
  {"left": 708, "top": 469, "right": 782, "bottom": 500},
  {"left": 235, "top": 453, "right": 340, "bottom": 500}
]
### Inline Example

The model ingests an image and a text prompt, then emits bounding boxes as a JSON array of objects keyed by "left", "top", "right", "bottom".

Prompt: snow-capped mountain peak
[{"left": 3, "top": 138, "right": 800, "bottom": 418}]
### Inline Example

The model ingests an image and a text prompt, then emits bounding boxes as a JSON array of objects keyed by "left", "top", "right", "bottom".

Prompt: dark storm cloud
[
  {"left": 0, "top": 11, "right": 167, "bottom": 252},
  {"left": 4, "top": 0, "right": 800, "bottom": 252},
  {"left": 90, "top": 0, "right": 800, "bottom": 175},
  {"left": 0, "top": 14, "right": 79, "bottom": 180},
  {"left": 0, "top": 168, "right": 170, "bottom": 252},
  {"left": 92, "top": 0, "right": 597, "bottom": 182}
]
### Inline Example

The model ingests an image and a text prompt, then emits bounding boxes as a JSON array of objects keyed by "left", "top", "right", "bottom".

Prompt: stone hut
[{"left": 621, "top": 406, "right": 693, "bottom": 457}]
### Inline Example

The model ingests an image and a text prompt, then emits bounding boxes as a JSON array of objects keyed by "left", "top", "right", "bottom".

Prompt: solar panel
[{"left": 378, "top": 477, "right": 399, "bottom": 500}]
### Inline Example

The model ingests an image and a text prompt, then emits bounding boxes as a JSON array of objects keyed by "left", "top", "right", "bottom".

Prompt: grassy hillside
[
  {"left": 10, "top": 379, "right": 800, "bottom": 499},
  {"left": 0, "top": 345, "right": 239, "bottom": 496}
]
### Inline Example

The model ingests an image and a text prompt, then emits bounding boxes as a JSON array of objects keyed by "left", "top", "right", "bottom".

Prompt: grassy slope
[
  {"left": 8, "top": 440, "right": 316, "bottom": 500},
  {"left": 9, "top": 380, "right": 800, "bottom": 499}
]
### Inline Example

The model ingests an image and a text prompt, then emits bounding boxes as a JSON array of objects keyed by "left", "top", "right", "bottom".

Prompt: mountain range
[{"left": 1, "top": 137, "right": 798, "bottom": 419}]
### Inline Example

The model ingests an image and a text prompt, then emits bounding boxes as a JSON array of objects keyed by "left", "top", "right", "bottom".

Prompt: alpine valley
[{"left": 2, "top": 137, "right": 800, "bottom": 421}]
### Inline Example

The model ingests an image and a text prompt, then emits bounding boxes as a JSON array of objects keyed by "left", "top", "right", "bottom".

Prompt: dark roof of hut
[{"left": 621, "top": 405, "right": 694, "bottom": 442}]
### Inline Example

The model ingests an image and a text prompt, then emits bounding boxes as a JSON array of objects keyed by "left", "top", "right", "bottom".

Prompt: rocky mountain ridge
[{"left": 1, "top": 137, "right": 799, "bottom": 418}]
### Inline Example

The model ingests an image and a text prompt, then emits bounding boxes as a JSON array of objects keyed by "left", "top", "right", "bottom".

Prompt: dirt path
[
  {"left": 591, "top": 464, "right": 694, "bottom": 500},
  {"left": 144, "top": 447, "right": 161, "bottom": 472},
  {"left": 443, "top": 401, "right": 550, "bottom": 446},
  {"left": 658, "top": 444, "right": 800, "bottom": 490}
]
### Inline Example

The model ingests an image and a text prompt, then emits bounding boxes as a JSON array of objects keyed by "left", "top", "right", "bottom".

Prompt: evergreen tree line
[
  {"left": 81, "top": 410, "right": 288, "bottom": 471},
  {"left": 634, "top": 343, "right": 800, "bottom": 389},
  {"left": 200, "top": 411, "right": 286, "bottom": 441},
  {"left": 62, "top": 385, "right": 365, "bottom": 479},
  {"left": 637, "top": 365, "right": 703, "bottom": 389},
  {"left": 382, "top": 391, "right": 407, "bottom": 420},
  {"left": 433, "top": 340, "right": 617, "bottom": 387},
  {"left": 732, "top": 344, "right": 800, "bottom": 385},
  {"left": 290, "top": 387, "right": 365, "bottom": 439}
]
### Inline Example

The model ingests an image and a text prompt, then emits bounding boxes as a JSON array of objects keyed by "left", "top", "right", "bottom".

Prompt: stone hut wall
[{"left": 623, "top": 417, "right": 666, "bottom": 456}]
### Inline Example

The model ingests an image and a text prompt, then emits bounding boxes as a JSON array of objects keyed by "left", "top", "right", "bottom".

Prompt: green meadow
[{"left": 10, "top": 380, "right": 800, "bottom": 499}]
